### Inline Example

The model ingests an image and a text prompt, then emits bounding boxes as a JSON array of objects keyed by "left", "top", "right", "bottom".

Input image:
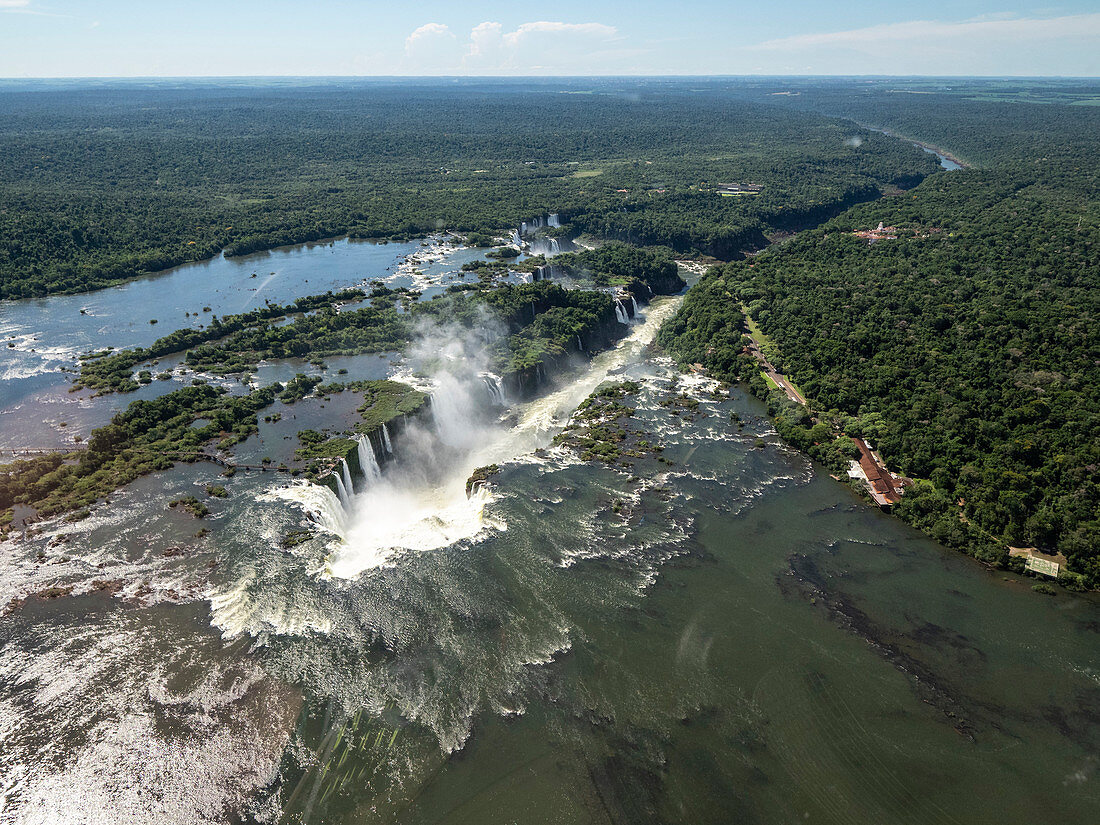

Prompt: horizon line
[{"left": 1, "top": 73, "right": 1099, "bottom": 81}]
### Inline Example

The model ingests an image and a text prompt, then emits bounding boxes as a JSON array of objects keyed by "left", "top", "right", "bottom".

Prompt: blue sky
[{"left": 1, "top": 1, "right": 1098, "bottom": 77}]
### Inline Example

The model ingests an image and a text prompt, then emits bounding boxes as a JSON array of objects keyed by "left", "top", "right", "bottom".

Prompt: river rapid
[{"left": 0, "top": 237, "right": 1096, "bottom": 824}]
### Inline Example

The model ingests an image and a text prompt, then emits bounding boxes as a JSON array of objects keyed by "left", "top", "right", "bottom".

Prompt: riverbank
[{"left": 862, "top": 124, "right": 971, "bottom": 170}]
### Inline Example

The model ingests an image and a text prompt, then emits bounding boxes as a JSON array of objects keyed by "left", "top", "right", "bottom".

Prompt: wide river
[{"left": 0, "top": 237, "right": 1096, "bottom": 824}]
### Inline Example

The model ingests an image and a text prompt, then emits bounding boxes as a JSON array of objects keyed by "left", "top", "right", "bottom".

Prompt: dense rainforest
[
  {"left": 661, "top": 82, "right": 1100, "bottom": 586},
  {"left": 0, "top": 78, "right": 938, "bottom": 299}
]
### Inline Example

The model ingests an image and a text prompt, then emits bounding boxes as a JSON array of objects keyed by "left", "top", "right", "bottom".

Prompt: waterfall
[
  {"left": 382, "top": 423, "right": 394, "bottom": 455},
  {"left": 631, "top": 296, "right": 640, "bottom": 317},
  {"left": 576, "top": 335, "right": 584, "bottom": 352},
  {"left": 614, "top": 300, "right": 629, "bottom": 325},
  {"left": 311, "top": 484, "right": 347, "bottom": 535},
  {"left": 483, "top": 374, "right": 506, "bottom": 407},
  {"left": 511, "top": 229, "right": 522, "bottom": 247},
  {"left": 267, "top": 482, "right": 347, "bottom": 537},
  {"left": 549, "top": 238, "right": 560, "bottom": 254},
  {"left": 340, "top": 457, "right": 355, "bottom": 496},
  {"left": 357, "top": 434, "right": 381, "bottom": 483},
  {"left": 332, "top": 471, "right": 350, "bottom": 509},
  {"left": 548, "top": 213, "right": 561, "bottom": 228},
  {"left": 520, "top": 222, "right": 528, "bottom": 235}
]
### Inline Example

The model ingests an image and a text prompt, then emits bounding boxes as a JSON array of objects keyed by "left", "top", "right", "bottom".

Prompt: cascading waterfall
[
  {"left": 534, "top": 264, "right": 557, "bottom": 281},
  {"left": 483, "top": 374, "right": 506, "bottom": 407},
  {"left": 631, "top": 296, "right": 640, "bottom": 317},
  {"left": 269, "top": 481, "right": 347, "bottom": 537},
  {"left": 576, "top": 335, "right": 584, "bottom": 353},
  {"left": 358, "top": 435, "right": 382, "bottom": 483},
  {"left": 614, "top": 300, "right": 629, "bottom": 325},
  {"left": 311, "top": 484, "right": 348, "bottom": 535},
  {"left": 548, "top": 213, "right": 561, "bottom": 228},
  {"left": 332, "top": 470, "right": 350, "bottom": 508},
  {"left": 340, "top": 457, "right": 355, "bottom": 497},
  {"left": 382, "top": 423, "right": 394, "bottom": 455},
  {"left": 549, "top": 238, "right": 560, "bottom": 254}
]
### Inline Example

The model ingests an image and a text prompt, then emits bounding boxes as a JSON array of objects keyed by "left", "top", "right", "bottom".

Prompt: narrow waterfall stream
[{"left": 356, "top": 435, "right": 382, "bottom": 484}]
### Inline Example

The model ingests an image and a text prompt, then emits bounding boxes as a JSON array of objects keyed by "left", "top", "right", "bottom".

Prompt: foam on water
[
  {"left": 208, "top": 572, "right": 335, "bottom": 639},
  {"left": 326, "top": 484, "right": 500, "bottom": 578},
  {"left": 261, "top": 482, "right": 346, "bottom": 537},
  {"left": 0, "top": 612, "right": 299, "bottom": 823}
]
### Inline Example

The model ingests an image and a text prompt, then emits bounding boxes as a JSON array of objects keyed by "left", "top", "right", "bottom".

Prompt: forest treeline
[
  {"left": 0, "top": 80, "right": 937, "bottom": 299},
  {"left": 661, "top": 86, "right": 1100, "bottom": 586}
]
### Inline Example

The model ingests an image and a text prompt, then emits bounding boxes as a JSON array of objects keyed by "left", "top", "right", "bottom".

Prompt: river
[
  {"left": 0, "top": 238, "right": 1096, "bottom": 824},
  {"left": 0, "top": 235, "right": 500, "bottom": 452},
  {"left": 921, "top": 145, "right": 964, "bottom": 171}
]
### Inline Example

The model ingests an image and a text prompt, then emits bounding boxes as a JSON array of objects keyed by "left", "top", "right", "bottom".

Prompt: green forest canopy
[
  {"left": 0, "top": 79, "right": 938, "bottom": 298},
  {"left": 660, "top": 81, "right": 1100, "bottom": 586}
]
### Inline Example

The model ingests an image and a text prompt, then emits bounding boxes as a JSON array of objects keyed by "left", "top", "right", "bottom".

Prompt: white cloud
[
  {"left": 1, "top": 1, "right": 71, "bottom": 18},
  {"left": 502, "top": 21, "right": 618, "bottom": 49},
  {"left": 404, "top": 22, "right": 461, "bottom": 70},
  {"left": 467, "top": 21, "right": 504, "bottom": 61},
  {"left": 753, "top": 13, "right": 1100, "bottom": 53},
  {"left": 457, "top": 20, "right": 620, "bottom": 72},
  {"left": 747, "top": 13, "right": 1100, "bottom": 75}
]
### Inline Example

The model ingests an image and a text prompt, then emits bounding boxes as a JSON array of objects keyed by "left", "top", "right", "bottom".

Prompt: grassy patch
[{"left": 295, "top": 436, "right": 356, "bottom": 462}]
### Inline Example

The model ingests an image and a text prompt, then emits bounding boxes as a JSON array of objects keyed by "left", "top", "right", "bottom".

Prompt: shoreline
[
  {"left": 863, "top": 124, "right": 972, "bottom": 170},
  {"left": 0, "top": 231, "right": 426, "bottom": 306}
]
